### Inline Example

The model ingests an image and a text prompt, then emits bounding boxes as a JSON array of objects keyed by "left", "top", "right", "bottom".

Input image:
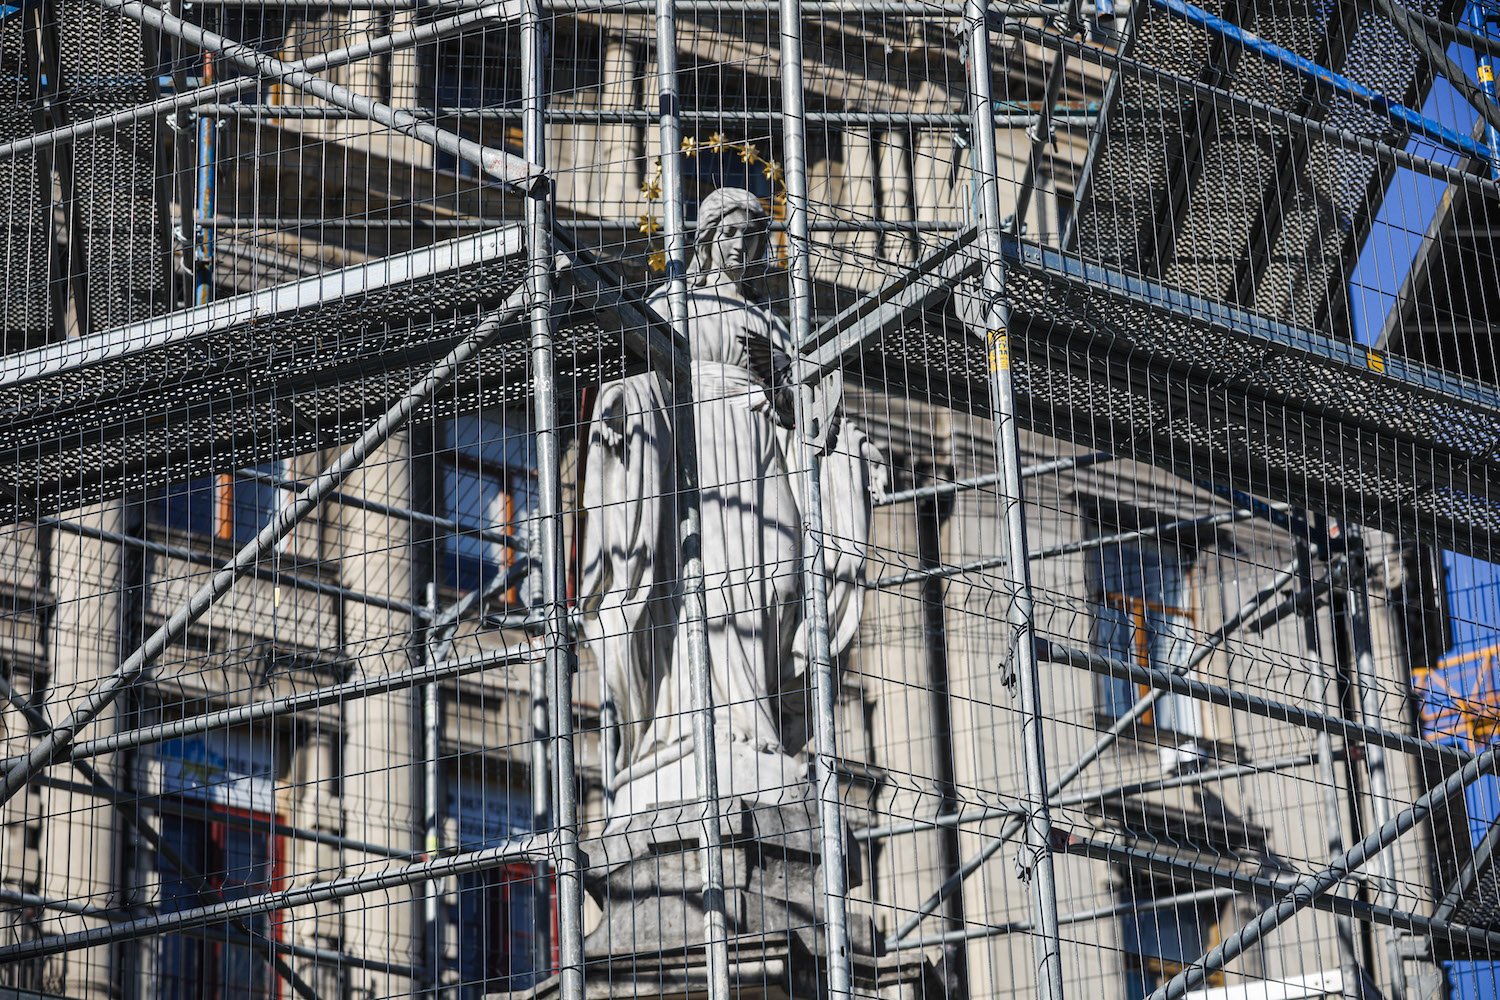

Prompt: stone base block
[{"left": 487, "top": 799, "right": 940, "bottom": 1000}]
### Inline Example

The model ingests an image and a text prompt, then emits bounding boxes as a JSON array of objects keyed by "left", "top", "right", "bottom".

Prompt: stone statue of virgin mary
[{"left": 577, "top": 187, "right": 884, "bottom": 806}]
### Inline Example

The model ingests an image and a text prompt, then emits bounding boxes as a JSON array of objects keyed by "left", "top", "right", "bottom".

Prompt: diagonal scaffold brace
[
  {"left": 1148, "top": 740, "right": 1500, "bottom": 1000},
  {"left": 81, "top": 0, "right": 542, "bottom": 189}
]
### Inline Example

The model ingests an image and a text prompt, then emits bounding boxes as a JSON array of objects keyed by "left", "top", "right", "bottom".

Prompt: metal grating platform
[
  {"left": 1433, "top": 812, "right": 1500, "bottom": 954},
  {"left": 0, "top": 224, "right": 636, "bottom": 522},
  {"left": 5, "top": 219, "right": 1500, "bottom": 561},
  {"left": 835, "top": 231, "right": 1500, "bottom": 563},
  {"left": 1072, "top": 0, "right": 1448, "bottom": 333}
]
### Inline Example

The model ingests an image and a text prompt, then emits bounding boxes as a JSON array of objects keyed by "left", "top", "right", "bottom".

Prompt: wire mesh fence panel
[{"left": 4, "top": 2, "right": 1500, "bottom": 1000}]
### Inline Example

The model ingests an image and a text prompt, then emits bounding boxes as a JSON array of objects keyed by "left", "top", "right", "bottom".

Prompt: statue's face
[{"left": 705, "top": 207, "right": 765, "bottom": 285}]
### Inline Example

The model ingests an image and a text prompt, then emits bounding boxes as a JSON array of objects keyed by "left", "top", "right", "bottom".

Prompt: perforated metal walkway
[
  {"left": 0, "top": 225, "right": 632, "bottom": 521},
  {"left": 2, "top": 221, "right": 1498, "bottom": 562}
]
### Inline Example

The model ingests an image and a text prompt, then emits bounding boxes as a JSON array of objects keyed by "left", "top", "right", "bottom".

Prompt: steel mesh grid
[{"left": 2, "top": 2, "right": 1500, "bottom": 1000}]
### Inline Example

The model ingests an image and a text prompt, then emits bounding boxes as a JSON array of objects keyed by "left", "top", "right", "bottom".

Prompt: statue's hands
[{"left": 593, "top": 403, "right": 628, "bottom": 451}]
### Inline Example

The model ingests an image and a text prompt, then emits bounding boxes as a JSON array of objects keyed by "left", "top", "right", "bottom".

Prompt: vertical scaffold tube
[
  {"left": 1471, "top": 2, "right": 1500, "bottom": 179},
  {"left": 653, "top": 4, "right": 732, "bottom": 999},
  {"left": 966, "top": 4, "right": 1067, "bottom": 1000},
  {"left": 779, "top": 2, "right": 854, "bottom": 997},
  {"left": 521, "top": 6, "right": 585, "bottom": 1000},
  {"left": 1343, "top": 529, "right": 1407, "bottom": 1000},
  {"left": 421, "top": 582, "right": 445, "bottom": 993},
  {"left": 1296, "top": 539, "right": 1364, "bottom": 990},
  {"left": 193, "top": 53, "right": 216, "bottom": 306}
]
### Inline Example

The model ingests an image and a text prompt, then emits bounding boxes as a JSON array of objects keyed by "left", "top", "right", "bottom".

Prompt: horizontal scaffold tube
[
  {"left": 895, "top": 888, "right": 1237, "bottom": 950},
  {"left": 184, "top": 0, "right": 1071, "bottom": 11},
  {"left": 1038, "top": 639, "right": 1470, "bottom": 767},
  {"left": 205, "top": 216, "right": 966, "bottom": 234},
  {"left": 0, "top": 3, "right": 502, "bottom": 161},
  {"left": 868, "top": 507, "right": 1258, "bottom": 588},
  {"left": 0, "top": 641, "right": 538, "bottom": 769},
  {"left": 192, "top": 106, "right": 1098, "bottom": 128},
  {"left": 43, "top": 515, "right": 430, "bottom": 620},
  {"left": 876, "top": 451, "right": 1114, "bottom": 507},
  {"left": 91, "top": 0, "right": 540, "bottom": 188},
  {"left": 1068, "top": 835, "right": 1500, "bottom": 953},
  {"left": 0, "top": 886, "right": 420, "bottom": 978},
  {"left": 31, "top": 772, "right": 411, "bottom": 860},
  {"left": 0, "top": 833, "right": 556, "bottom": 962},
  {"left": 855, "top": 750, "right": 1320, "bottom": 841}
]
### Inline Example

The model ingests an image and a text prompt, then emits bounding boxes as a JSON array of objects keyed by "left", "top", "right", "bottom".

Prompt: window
[
  {"left": 151, "top": 731, "right": 283, "bottom": 1000},
  {"left": 437, "top": 414, "right": 536, "bottom": 597},
  {"left": 155, "top": 809, "right": 283, "bottom": 1000},
  {"left": 419, "top": 27, "right": 523, "bottom": 179},
  {"left": 1120, "top": 883, "right": 1225, "bottom": 1000},
  {"left": 1092, "top": 539, "right": 1203, "bottom": 743},
  {"left": 448, "top": 780, "right": 554, "bottom": 999},
  {"left": 154, "top": 463, "right": 292, "bottom": 548}
]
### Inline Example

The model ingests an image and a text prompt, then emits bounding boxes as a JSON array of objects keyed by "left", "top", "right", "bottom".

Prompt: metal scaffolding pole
[
  {"left": 874, "top": 451, "right": 1113, "bottom": 507},
  {"left": 1007, "top": 0, "right": 1081, "bottom": 236},
  {"left": 1296, "top": 539, "right": 1367, "bottom": 992},
  {"left": 420, "top": 583, "right": 446, "bottom": 994},
  {"left": 0, "top": 2, "right": 511, "bottom": 161},
  {"left": 88, "top": 0, "right": 541, "bottom": 189},
  {"left": 1148, "top": 743, "right": 1500, "bottom": 1000},
  {"left": 1037, "top": 640, "right": 1472, "bottom": 767},
  {"left": 6, "top": 641, "right": 537, "bottom": 767},
  {"left": 208, "top": 214, "right": 969, "bottom": 234},
  {"left": 193, "top": 52, "right": 217, "bottom": 306},
  {"left": 521, "top": 5, "right": 585, "bottom": 999},
  {"left": 781, "top": 1, "right": 855, "bottom": 995},
  {"left": 965, "top": 1, "right": 1065, "bottom": 997},
  {"left": 1062, "top": 0, "right": 1142, "bottom": 250},
  {"left": 655, "top": 1, "right": 731, "bottom": 996},
  {"left": 192, "top": 105, "right": 1099, "bottom": 129},
  {"left": 868, "top": 508, "right": 1259, "bottom": 589},
  {"left": 0, "top": 289, "right": 529, "bottom": 807},
  {"left": 1068, "top": 835, "right": 1500, "bottom": 953},
  {"left": 0, "top": 832, "right": 556, "bottom": 963},
  {"left": 41, "top": 515, "right": 431, "bottom": 620},
  {"left": 885, "top": 560, "right": 1300, "bottom": 946},
  {"left": 1343, "top": 529, "right": 1409, "bottom": 1000},
  {"left": 897, "top": 887, "right": 1238, "bottom": 950},
  {"left": 856, "top": 749, "right": 1321, "bottom": 842}
]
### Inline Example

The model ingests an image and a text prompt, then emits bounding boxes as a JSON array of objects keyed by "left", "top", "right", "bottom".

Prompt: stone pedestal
[{"left": 494, "top": 743, "right": 942, "bottom": 1000}]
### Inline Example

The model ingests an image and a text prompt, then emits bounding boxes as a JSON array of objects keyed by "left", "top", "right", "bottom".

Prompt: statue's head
[{"left": 690, "top": 187, "right": 769, "bottom": 288}]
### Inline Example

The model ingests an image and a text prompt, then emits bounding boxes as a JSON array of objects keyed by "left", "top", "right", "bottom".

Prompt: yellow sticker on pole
[
  {"left": 1481, "top": 64, "right": 1495, "bottom": 83},
  {"left": 1365, "top": 350, "right": 1385, "bottom": 374},
  {"left": 988, "top": 329, "right": 1010, "bottom": 371}
]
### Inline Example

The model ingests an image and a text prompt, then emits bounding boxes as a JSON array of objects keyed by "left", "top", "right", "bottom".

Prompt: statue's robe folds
[{"left": 579, "top": 287, "right": 884, "bottom": 778}]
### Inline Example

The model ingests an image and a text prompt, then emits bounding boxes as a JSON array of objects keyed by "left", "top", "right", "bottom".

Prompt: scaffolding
[{"left": 3, "top": 1, "right": 1500, "bottom": 999}]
